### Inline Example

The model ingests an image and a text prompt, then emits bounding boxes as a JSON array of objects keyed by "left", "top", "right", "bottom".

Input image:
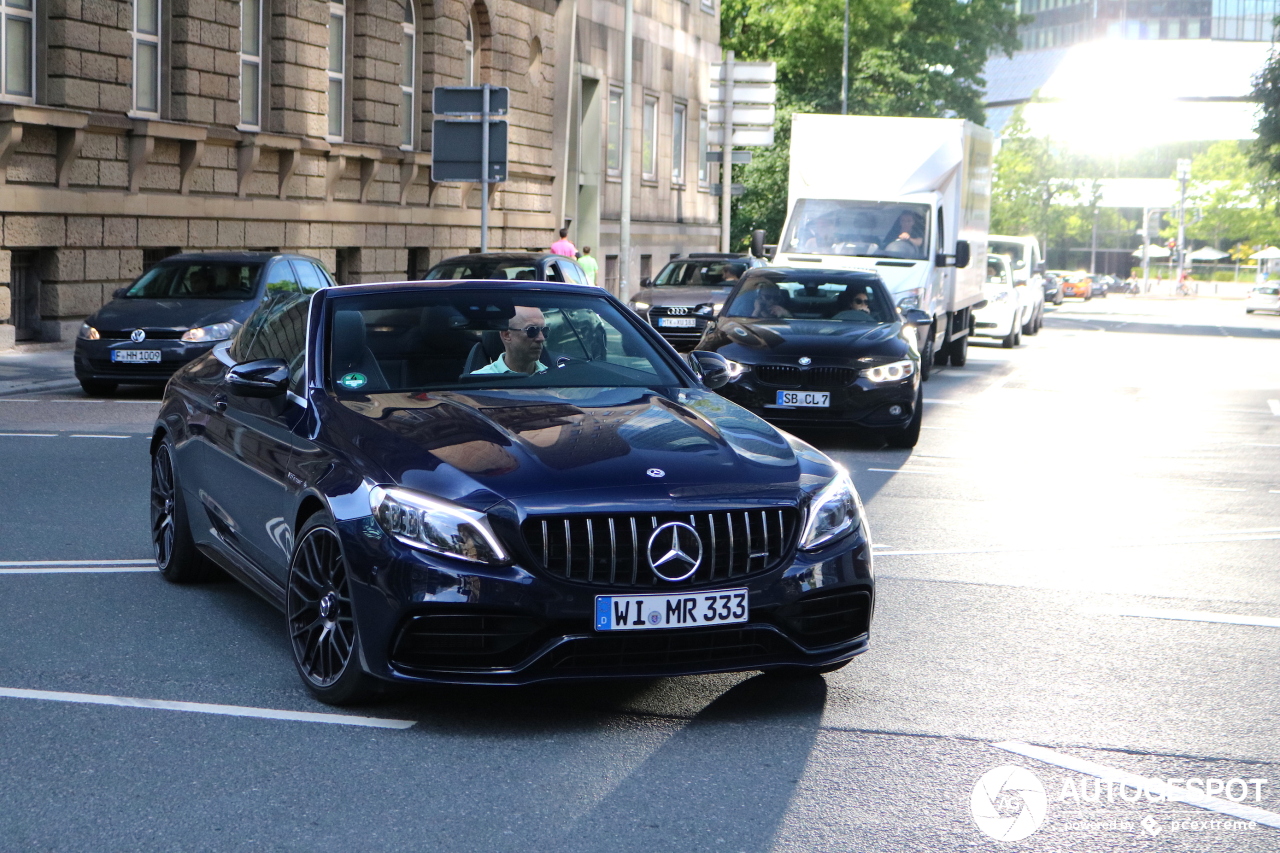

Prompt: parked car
[
  {"left": 74, "top": 252, "right": 334, "bottom": 396},
  {"left": 1057, "top": 272, "right": 1093, "bottom": 300},
  {"left": 1090, "top": 275, "right": 1111, "bottom": 298},
  {"left": 1041, "top": 271, "right": 1064, "bottom": 305},
  {"left": 1245, "top": 285, "right": 1280, "bottom": 314},
  {"left": 973, "top": 254, "right": 1022, "bottom": 349},
  {"left": 695, "top": 268, "right": 924, "bottom": 448},
  {"left": 628, "top": 253, "right": 768, "bottom": 350},
  {"left": 150, "top": 277, "right": 875, "bottom": 702},
  {"left": 424, "top": 252, "right": 594, "bottom": 287}
]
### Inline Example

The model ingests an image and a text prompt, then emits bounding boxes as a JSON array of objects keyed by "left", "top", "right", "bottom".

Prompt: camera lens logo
[{"left": 970, "top": 765, "right": 1047, "bottom": 841}]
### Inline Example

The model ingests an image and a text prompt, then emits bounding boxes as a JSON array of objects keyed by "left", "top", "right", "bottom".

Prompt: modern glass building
[{"left": 1018, "top": 0, "right": 1278, "bottom": 50}]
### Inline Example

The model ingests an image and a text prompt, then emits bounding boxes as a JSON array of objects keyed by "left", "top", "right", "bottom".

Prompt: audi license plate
[
  {"left": 658, "top": 317, "right": 697, "bottom": 328},
  {"left": 777, "top": 391, "right": 829, "bottom": 407},
  {"left": 111, "top": 350, "right": 162, "bottom": 364},
  {"left": 595, "top": 589, "right": 748, "bottom": 631}
]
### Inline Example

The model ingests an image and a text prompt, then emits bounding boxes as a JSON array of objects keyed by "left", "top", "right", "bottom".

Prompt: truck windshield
[
  {"left": 781, "top": 200, "right": 931, "bottom": 261},
  {"left": 989, "top": 241, "right": 1026, "bottom": 269}
]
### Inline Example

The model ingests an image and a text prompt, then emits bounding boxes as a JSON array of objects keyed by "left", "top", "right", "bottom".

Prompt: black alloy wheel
[
  {"left": 151, "top": 439, "right": 218, "bottom": 583},
  {"left": 287, "top": 513, "right": 377, "bottom": 705}
]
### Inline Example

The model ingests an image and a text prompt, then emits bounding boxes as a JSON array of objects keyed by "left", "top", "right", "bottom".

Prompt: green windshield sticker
[{"left": 338, "top": 372, "right": 367, "bottom": 389}]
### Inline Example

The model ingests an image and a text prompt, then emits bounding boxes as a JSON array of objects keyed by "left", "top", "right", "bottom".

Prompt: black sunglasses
[{"left": 508, "top": 324, "right": 549, "bottom": 339}]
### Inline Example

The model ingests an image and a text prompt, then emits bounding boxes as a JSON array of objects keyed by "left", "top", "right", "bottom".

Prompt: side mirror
[
  {"left": 750, "top": 229, "right": 766, "bottom": 259},
  {"left": 112, "top": 287, "right": 129, "bottom": 298},
  {"left": 764, "top": 244, "right": 777, "bottom": 261},
  {"left": 1034, "top": 261, "right": 1046, "bottom": 274},
  {"left": 902, "top": 308, "right": 932, "bottom": 326},
  {"left": 640, "top": 277, "right": 652, "bottom": 288},
  {"left": 954, "top": 240, "right": 971, "bottom": 269},
  {"left": 226, "top": 358, "right": 290, "bottom": 397},
  {"left": 687, "top": 350, "right": 734, "bottom": 390}
]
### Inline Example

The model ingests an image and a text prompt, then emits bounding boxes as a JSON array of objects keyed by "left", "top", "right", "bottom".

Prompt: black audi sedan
[
  {"left": 151, "top": 278, "right": 874, "bottom": 703},
  {"left": 695, "top": 269, "right": 925, "bottom": 448},
  {"left": 627, "top": 253, "right": 769, "bottom": 351},
  {"left": 74, "top": 252, "right": 334, "bottom": 395}
]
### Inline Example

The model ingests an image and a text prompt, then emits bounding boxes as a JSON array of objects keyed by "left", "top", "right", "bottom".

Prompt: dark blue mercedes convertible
[{"left": 151, "top": 278, "right": 874, "bottom": 703}]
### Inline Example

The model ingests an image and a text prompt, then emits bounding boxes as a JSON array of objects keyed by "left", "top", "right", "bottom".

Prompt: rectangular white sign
[
  {"left": 707, "top": 82, "right": 777, "bottom": 105},
  {"left": 710, "top": 62, "right": 777, "bottom": 83},
  {"left": 708, "top": 127, "right": 775, "bottom": 147},
  {"left": 709, "top": 105, "right": 776, "bottom": 127}
]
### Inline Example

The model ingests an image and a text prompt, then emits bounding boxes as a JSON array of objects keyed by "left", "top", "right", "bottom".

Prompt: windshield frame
[{"left": 780, "top": 199, "right": 932, "bottom": 261}]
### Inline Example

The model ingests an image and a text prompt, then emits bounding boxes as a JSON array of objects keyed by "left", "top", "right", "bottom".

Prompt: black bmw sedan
[
  {"left": 151, "top": 279, "right": 874, "bottom": 703},
  {"left": 696, "top": 269, "right": 924, "bottom": 448},
  {"left": 74, "top": 252, "right": 334, "bottom": 396}
]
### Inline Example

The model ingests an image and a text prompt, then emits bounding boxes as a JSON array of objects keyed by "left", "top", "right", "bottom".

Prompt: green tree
[
  {"left": 1177, "top": 141, "right": 1280, "bottom": 249},
  {"left": 990, "top": 107, "right": 1076, "bottom": 252}
]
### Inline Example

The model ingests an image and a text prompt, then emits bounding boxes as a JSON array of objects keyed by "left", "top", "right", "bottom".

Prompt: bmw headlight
[
  {"left": 859, "top": 359, "right": 915, "bottom": 383},
  {"left": 369, "top": 486, "right": 508, "bottom": 564},
  {"left": 800, "top": 469, "right": 861, "bottom": 551},
  {"left": 181, "top": 321, "right": 239, "bottom": 343},
  {"left": 78, "top": 323, "right": 100, "bottom": 341}
]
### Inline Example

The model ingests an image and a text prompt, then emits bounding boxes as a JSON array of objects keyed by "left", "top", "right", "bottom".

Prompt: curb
[{"left": 0, "top": 378, "right": 83, "bottom": 398}]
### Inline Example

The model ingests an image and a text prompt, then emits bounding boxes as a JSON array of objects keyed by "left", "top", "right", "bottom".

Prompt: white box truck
[{"left": 772, "top": 114, "right": 994, "bottom": 376}]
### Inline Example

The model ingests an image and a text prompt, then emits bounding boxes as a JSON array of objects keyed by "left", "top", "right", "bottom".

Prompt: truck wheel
[
  {"left": 919, "top": 332, "right": 936, "bottom": 381},
  {"left": 949, "top": 333, "right": 968, "bottom": 366}
]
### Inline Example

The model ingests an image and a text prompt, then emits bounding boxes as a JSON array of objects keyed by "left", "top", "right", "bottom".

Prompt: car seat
[{"left": 332, "top": 311, "right": 389, "bottom": 391}]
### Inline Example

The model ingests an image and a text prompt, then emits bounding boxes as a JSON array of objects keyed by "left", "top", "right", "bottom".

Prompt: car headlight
[
  {"left": 800, "top": 469, "right": 861, "bottom": 551},
  {"left": 724, "top": 359, "right": 747, "bottom": 381},
  {"left": 369, "top": 486, "right": 508, "bottom": 564},
  {"left": 78, "top": 323, "right": 100, "bottom": 341},
  {"left": 632, "top": 301, "right": 650, "bottom": 311},
  {"left": 897, "top": 289, "right": 922, "bottom": 310},
  {"left": 859, "top": 359, "right": 915, "bottom": 383},
  {"left": 181, "top": 321, "right": 239, "bottom": 343}
]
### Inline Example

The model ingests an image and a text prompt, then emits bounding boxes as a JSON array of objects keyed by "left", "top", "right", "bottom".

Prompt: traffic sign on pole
[
  {"left": 430, "top": 119, "right": 508, "bottom": 182},
  {"left": 433, "top": 86, "right": 509, "bottom": 116}
]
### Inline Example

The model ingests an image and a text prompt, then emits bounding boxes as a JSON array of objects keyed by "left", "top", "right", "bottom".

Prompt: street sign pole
[
  {"left": 481, "top": 84, "right": 490, "bottom": 252},
  {"left": 720, "top": 50, "right": 734, "bottom": 253}
]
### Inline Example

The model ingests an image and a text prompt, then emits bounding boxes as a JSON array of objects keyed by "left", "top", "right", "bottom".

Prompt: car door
[{"left": 200, "top": 265, "right": 311, "bottom": 581}]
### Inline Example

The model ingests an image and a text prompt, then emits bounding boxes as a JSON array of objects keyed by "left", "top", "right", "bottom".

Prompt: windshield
[
  {"left": 425, "top": 261, "right": 541, "bottom": 281},
  {"left": 124, "top": 261, "right": 261, "bottom": 299},
  {"left": 327, "top": 289, "right": 684, "bottom": 394},
  {"left": 781, "top": 200, "right": 931, "bottom": 260},
  {"left": 989, "top": 241, "right": 1026, "bottom": 269},
  {"left": 725, "top": 277, "right": 897, "bottom": 324},
  {"left": 651, "top": 260, "right": 747, "bottom": 287},
  {"left": 986, "top": 259, "right": 1010, "bottom": 287}
]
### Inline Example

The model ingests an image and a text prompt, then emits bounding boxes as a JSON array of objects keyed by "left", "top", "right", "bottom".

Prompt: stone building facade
[{"left": 0, "top": 0, "right": 721, "bottom": 347}]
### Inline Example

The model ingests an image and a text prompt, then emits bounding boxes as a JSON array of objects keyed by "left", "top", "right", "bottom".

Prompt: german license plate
[
  {"left": 777, "top": 390, "right": 829, "bottom": 407},
  {"left": 111, "top": 349, "right": 162, "bottom": 364},
  {"left": 595, "top": 588, "right": 748, "bottom": 631},
  {"left": 658, "top": 317, "right": 697, "bottom": 328}
]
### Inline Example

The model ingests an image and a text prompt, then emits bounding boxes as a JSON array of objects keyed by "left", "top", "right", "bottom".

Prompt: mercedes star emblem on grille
[
  {"left": 646, "top": 521, "right": 703, "bottom": 582},
  {"left": 646, "top": 468, "right": 665, "bottom": 478},
  {"left": 798, "top": 356, "right": 812, "bottom": 366},
  {"left": 131, "top": 329, "right": 147, "bottom": 343}
]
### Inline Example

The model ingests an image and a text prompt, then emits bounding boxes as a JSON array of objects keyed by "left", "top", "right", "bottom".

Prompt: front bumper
[
  {"left": 714, "top": 369, "right": 918, "bottom": 431},
  {"left": 972, "top": 302, "right": 1017, "bottom": 338},
  {"left": 338, "top": 516, "right": 874, "bottom": 685},
  {"left": 74, "top": 338, "right": 219, "bottom": 384}
]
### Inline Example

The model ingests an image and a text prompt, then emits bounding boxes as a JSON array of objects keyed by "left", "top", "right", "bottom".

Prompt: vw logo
[
  {"left": 798, "top": 356, "right": 812, "bottom": 366},
  {"left": 646, "top": 521, "right": 703, "bottom": 582},
  {"left": 130, "top": 329, "right": 146, "bottom": 343},
  {"left": 646, "top": 468, "right": 665, "bottom": 478},
  {"left": 666, "top": 306, "right": 688, "bottom": 316}
]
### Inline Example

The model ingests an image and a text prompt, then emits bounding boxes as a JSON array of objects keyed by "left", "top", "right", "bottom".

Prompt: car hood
[
  {"left": 709, "top": 317, "right": 912, "bottom": 364},
  {"left": 629, "top": 285, "right": 734, "bottom": 309},
  {"left": 89, "top": 298, "right": 251, "bottom": 333},
  {"left": 323, "top": 386, "right": 837, "bottom": 514}
]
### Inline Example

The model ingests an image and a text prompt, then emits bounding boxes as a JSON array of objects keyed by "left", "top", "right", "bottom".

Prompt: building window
[
  {"left": 327, "top": 0, "right": 346, "bottom": 140},
  {"left": 604, "top": 254, "right": 618, "bottom": 291},
  {"left": 401, "top": 0, "right": 416, "bottom": 148},
  {"left": 240, "top": 0, "right": 263, "bottom": 129},
  {"left": 463, "top": 7, "right": 480, "bottom": 86},
  {"left": 698, "top": 107, "right": 708, "bottom": 186},
  {"left": 606, "top": 86, "right": 622, "bottom": 176},
  {"left": 701, "top": 0, "right": 713, "bottom": 12},
  {"left": 1, "top": 0, "right": 34, "bottom": 102},
  {"left": 642, "top": 94, "right": 657, "bottom": 180},
  {"left": 407, "top": 247, "right": 429, "bottom": 279},
  {"left": 133, "top": 0, "right": 161, "bottom": 115},
  {"left": 672, "top": 102, "right": 686, "bottom": 185}
]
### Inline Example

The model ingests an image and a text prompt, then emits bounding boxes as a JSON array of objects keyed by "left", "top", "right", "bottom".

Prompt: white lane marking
[
  {"left": 0, "top": 687, "right": 416, "bottom": 730},
  {"left": 1269, "top": 399, "right": 1280, "bottom": 416},
  {"left": 0, "top": 567, "right": 158, "bottom": 575},
  {"left": 993, "top": 741, "right": 1280, "bottom": 829},
  {"left": 0, "top": 432, "right": 57, "bottom": 437},
  {"left": 1245, "top": 443, "right": 1280, "bottom": 448},
  {"left": 922, "top": 398, "right": 964, "bottom": 405},
  {"left": 876, "top": 531, "right": 1280, "bottom": 557},
  {"left": 866, "top": 467, "right": 957, "bottom": 475},
  {"left": 69, "top": 434, "right": 133, "bottom": 439},
  {"left": 1112, "top": 607, "right": 1280, "bottom": 629},
  {"left": 0, "top": 559, "right": 153, "bottom": 566},
  {"left": 1271, "top": 490, "right": 1280, "bottom": 494},
  {"left": 1186, "top": 486, "right": 1247, "bottom": 492}
]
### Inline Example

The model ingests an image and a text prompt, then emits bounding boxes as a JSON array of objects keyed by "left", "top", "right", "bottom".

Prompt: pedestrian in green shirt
[{"left": 577, "top": 246, "right": 599, "bottom": 287}]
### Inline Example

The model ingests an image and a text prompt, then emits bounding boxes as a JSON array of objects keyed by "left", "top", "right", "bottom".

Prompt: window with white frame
[
  {"left": 641, "top": 94, "right": 657, "bottom": 180},
  {"left": 133, "top": 0, "right": 161, "bottom": 115},
  {"left": 671, "top": 102, "right": 686, "bottom": 184},
  {"left": 606, "top": 86, "right": 622, "bottom": 176},
  {"left": 240, "top": 0, "right": 263, "bottom": 128},
  {"left": 463, "top": 7, "right": 479, "bottom": 86},
  {"left": 327, "top": 0, "right": 346, "bottom": 140},
  {"left": 698, "top": 107, "right": 709, "bottom": 186},
  {"left": 1, "top": 0, "right": 34, "bottom": 102},
  {"left": 401, "top": 0, "right": 415, "bottom": 148}
]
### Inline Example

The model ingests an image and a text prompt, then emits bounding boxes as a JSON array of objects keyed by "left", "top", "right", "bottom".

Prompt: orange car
[{"left": 1059, "top": 273, "right": 1093, "bottom": 300}]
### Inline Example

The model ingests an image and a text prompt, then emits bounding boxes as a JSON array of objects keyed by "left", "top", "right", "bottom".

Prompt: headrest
[{"left": 332, "top": 311, "right": 367, "bottom": 366}]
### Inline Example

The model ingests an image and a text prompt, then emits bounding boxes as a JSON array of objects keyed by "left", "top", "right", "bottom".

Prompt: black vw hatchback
[
  {"left": 152, "top": 279, "right": 874, "bottom": 704},
  {"left": 696, "top": 269, "right": 925, "bottom": 448}
]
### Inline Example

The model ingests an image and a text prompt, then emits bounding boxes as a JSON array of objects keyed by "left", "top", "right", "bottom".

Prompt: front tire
[
  {"left": 151, "top": 439, "right": 219, "bottom": 583},
  {"left": 883, "top": 387, "right": 923, "bottom": 449},
  {"left": 919, "top": 330, "right": 936, "bottom": 381},
  {"left": 287, "top": 512, "right": 379, "bottom": 705},
  {"left": 1001, "top": 323, "right": 1018, "bottom": 348},
  {"left": 948, "top": 331, "right": 969, "bottom": 366}
]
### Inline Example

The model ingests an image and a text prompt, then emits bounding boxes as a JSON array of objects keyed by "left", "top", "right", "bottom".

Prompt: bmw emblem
[
  {"left": 646, "top": 521, "right": 704, "bottom": 582},
  {"left": 646, "top": 468, "right": 665, "bottom": 478},
  {"left": 130, "top": 329, "right": 146, "bottom": 343},
  {"left": 798, "top": 356, "right": 812, "bottom": 366}
]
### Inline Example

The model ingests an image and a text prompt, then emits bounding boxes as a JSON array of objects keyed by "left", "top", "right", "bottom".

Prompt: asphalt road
[{"left": 2, "top": 295, "right": 1279, "bottom": 852}]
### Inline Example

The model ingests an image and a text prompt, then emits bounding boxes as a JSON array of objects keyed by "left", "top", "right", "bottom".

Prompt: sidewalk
[{"left": 0, "top": 341, "right": 79, "bottom": 396}]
